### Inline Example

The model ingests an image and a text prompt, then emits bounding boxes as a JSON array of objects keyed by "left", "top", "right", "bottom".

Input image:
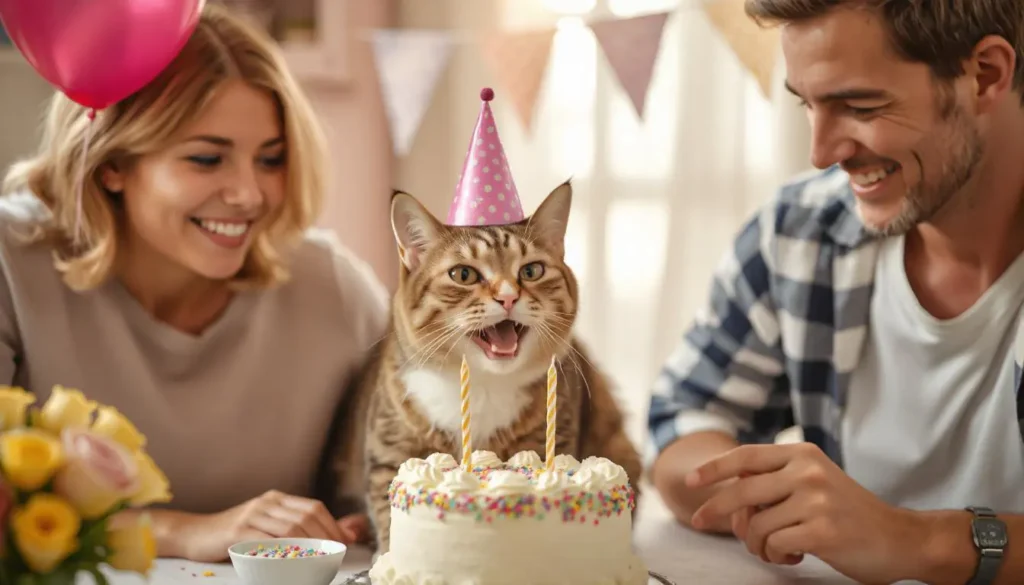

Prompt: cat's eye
[
  {"left": 448, "top": 265, "right": 481, "bottom": 285},
  {"left": 519, "top": 262, "right": 545, "bottom": 282}
]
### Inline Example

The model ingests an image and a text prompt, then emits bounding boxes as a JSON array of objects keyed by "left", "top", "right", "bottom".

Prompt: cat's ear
[
  {"left": 391, "top": 190, "right": 442, "bottom": 271},
  {"left": 529, "top": 179, "right": 573, "bottom": 257}
]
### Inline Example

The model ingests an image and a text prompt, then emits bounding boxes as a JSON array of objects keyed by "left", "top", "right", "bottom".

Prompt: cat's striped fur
[{"left": 333, "top": 181, "right": 642, "bottom": 553}]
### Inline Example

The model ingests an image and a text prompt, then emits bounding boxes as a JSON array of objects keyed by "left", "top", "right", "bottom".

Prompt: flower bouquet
[{"left": 0, "top": 385, "right": 173, "bottom": 585}]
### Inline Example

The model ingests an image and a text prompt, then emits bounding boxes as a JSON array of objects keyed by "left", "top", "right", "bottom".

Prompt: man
[{"left": 648, "top": 2, "right": 1024, "bottom": 584}]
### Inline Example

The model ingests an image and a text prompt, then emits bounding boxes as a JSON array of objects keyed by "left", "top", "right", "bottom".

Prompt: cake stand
[{"left": 340, "top": 569, "right": 677, "bottom": 584}]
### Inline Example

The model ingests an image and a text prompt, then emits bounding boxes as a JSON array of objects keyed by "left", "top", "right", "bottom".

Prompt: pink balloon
[{"left": 0, "top": 0, "right": 205, "bottom": 110}]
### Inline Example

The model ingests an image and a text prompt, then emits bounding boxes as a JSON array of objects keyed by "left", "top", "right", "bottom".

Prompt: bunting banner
[
  {"left": 589, "top": 11, "right": 671, "bottom": 118},
  {"left": 371, "top": 29, "right": 455, "bottom": 157},
  {"left": 702, "top": 0, "right": 780, "bottom": 98},
  {"left": 365, "top": 3, "right": 778, "bottom": 153},
  {"left": 478, "top": 28, "right": 556, "bottom": 132}
]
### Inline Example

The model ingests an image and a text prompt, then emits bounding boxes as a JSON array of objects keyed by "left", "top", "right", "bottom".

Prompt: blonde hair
[{"left": 1, "top": 3, "right": 327, "bottom": 291}]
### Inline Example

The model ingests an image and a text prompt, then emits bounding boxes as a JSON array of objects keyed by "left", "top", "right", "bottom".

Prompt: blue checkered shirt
[{"left": 647, "top": 165, "right": 1024, "bottom": 468}]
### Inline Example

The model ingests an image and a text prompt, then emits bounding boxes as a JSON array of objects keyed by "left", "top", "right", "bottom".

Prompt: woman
[{"left": 0, "top": 4, "right": 386, "bottom": 562}]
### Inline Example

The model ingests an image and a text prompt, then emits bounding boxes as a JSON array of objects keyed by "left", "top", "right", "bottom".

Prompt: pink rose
[{"left": 53, "top": 428, "right": 140, "bottom": 519}]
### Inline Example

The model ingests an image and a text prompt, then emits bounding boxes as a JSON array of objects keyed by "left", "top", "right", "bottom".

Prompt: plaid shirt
[{"left": 647, "top": 165, "right": 1024, "bottom": 468}]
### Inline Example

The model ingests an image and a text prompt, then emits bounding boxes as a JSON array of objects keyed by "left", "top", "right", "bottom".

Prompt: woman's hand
[
  {"left": 177, "top": 490, "right": 351, "bottom": 562},
  {"left": 337, "top": 513, "right": 371, "bottom": 544}
]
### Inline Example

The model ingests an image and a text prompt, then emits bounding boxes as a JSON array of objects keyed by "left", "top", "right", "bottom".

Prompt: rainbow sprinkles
[{"left": 386, "top": 450, "right": 637, "bottom": 525}]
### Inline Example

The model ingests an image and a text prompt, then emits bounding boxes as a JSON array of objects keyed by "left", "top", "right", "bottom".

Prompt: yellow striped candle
[
  {"left": 545, "top": 356, "right": 557, "bottom": 470},
  {"left": 460, "top": 355, "right": 472, "bottom": 469}
]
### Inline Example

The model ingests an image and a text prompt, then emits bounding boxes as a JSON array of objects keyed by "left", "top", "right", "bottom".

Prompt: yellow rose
[
  {"left": 106, "top": 514, "right": 156, "bottom": 575},
  {"left": 37, "top": 385, "right": 96, "bottom": 434},
  {"left": 52, "top": 429, "right": 140, "bottom": 520},
  {"left": 0, "top": 386, "right": 36, "bottom": 431},
  {"left": 10, "top": 493, "right": 80, "bottom": 573},
  {"left": 0, "top": 429, "right": 63, "bottom": 491},
  {"left": 129, "top": 451, "right": 172, "bottom": 507},
  {"left": 91, "top": 406, "right": 146, "bottom": 452}
]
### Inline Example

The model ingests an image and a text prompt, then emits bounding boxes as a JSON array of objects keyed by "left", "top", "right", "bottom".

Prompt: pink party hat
[{"left": 447, "top": 88, "right": 524, "bottom": 226}]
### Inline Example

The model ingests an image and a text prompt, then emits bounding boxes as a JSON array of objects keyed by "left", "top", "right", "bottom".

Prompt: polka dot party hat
[{"left": 447, "top": 87, "right": 525, "bottom": 226}]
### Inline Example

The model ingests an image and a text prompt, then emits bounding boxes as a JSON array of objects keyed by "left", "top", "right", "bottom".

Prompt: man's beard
[{"left": 862, "top": 106, "right": 984, "bottom": 237}]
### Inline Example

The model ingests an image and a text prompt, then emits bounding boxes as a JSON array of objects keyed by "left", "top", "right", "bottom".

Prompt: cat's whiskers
[
  {"left": 532, "top": 313, "right": 574, "bottom": 328},
  {"left": 439, "top": 317, "right": 490, "bottom": 363},
  {"left": 403, "top": 321, "right": 465, "bottom": 370},
  {"left": 413, "top": 327, "right": 467, "bottom": 369},
  {"left": 407, "top": 307, "right": 490, "bottom": 369},
  {"left": 530, "top": 319, "right": 594, "bottom": 400}
]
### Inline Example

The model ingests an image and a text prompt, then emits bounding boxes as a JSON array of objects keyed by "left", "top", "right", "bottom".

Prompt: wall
[
  {"left": 392, "top": 0, "right": 501, "bottom": 219},
  {"left": 0, "top": 54, "right": 52, "bottom": 182},
  {"left": 310, "top": 0, "right": 398, "bottom": 290}
]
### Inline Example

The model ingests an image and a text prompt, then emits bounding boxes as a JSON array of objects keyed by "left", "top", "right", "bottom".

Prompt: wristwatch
[{"left": 965, "top": 506, "right": 1008, "bottom": 585}]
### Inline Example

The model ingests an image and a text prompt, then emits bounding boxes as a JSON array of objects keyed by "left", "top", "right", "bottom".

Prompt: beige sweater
[{"left": 0, "top": 192, "right": 389, "bottom": 514}]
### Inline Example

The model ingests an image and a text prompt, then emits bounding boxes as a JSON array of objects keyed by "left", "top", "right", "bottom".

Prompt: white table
[{"left": 91, "top": 491, "right": 860, "bottom": 585}]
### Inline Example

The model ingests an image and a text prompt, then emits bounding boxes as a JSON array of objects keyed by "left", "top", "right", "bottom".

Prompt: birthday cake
[{"left": 368, "top": 449, "right": 647, "bottom": 585}]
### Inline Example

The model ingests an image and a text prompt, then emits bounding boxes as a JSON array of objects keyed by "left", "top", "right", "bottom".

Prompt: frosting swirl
[
  {"left": 397, "top": 458, "right": 430, "bottom": 477},
  {"left": 425, "top": 453, "right": 458, "bottom": 470},
  {"left": 534, "top": 469, "right": 571, "bottom": 494},
  {"left": 580, "top": 458, "right": 629, "bottom": 487},
  {"left": 437, "top": 468, "right": 481, "bottom": 494},
  {"left": 570, "top": 466, "right": 605, "bottom": 491},
  {"left": 396, "top": 458, "right": 442, "bottom": 488},
  {"left": 483, "top": 470, "right": 532, "bottom": 496},
  {"left": 506, "top": 450, "right": 543, "bottom": 469},
  {"left": 551, "top": 454, "right": 580, "bottom": 472},
  {"left": 470, "top": 450, "right": 502, "bottom": 468}
]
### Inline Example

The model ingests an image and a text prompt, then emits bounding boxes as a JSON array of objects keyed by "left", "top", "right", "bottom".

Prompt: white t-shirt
[{"left": 843, "top": 234, "right": 1024, "bottom": 513}]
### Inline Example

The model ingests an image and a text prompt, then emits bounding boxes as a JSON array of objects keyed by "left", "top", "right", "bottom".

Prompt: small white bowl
[{"left": 228, "top": 537, "right": 348, "bottom": 585}]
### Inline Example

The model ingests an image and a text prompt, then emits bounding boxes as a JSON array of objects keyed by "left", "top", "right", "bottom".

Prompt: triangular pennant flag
[
  {"left": 589, "top": 11, "right": 671, "bottom": 118},
  {"left": 479, "top": 28, "right": 555, "bottom": 132},
  {"left": 371, "top": 29, "right": 455, "bottom": 157},
  {"left": 703, "top": 0, "right": 780, "bottom": 98}
]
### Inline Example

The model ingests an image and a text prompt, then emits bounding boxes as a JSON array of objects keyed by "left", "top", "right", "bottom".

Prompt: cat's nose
[{"left": 494, "top": 292, "right": 519, "bottom": 313}]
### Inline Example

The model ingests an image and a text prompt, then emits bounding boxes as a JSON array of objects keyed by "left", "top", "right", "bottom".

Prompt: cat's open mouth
[{"left": 471, "top": 320, "right": 528, "bottom": 360}]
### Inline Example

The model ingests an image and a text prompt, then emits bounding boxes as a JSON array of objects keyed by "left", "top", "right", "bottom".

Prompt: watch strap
[
  {"left": 968, "top": 553, "right": 1003, "bottom": 585},
  {"left": 966, "top": 506, "right": 1005, "bottom": 585},
  {"left": 967, "top": 506, "right": 997, "bottom": 518}
]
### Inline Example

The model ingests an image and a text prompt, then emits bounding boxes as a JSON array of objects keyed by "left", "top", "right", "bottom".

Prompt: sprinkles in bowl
[{"left": 243, "top": 544, "right": 329, "bottom": 558}]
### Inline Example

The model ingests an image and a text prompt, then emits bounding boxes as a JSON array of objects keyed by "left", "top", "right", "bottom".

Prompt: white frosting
[
  {"left": 437, "top": 468, "right": 480, "bottom": 494},
  {"left": 370, "top": 551, "right": 649, "bottom": 585},
  {"left": 425, "top": 453, "right": 458, "bottom": 470},
  {"left": 373, "top": 512, "right": 648, "bottom": 585},
  {"left": 506, "top": 450, "right": 543, "bottom": 468},
  {"left": 469, "top": 450, "right": 502, "bottom": 468},
  {"left": 570, "top": 466, "right": 604, "bottom": 491},
  {"left": 377, "top": 450, "right": 645, "bottom": 585},
  {"left": 534, "top": 469, "right": 570, "bottom": 494},
  {"left": 483, "top": 470, "right": 532, "bottom": 496},
  {"left": 396, "top": 458, "right": 443, "bottom": 488},
  {"left": 392, "top": 450, "right": 631, "bottom": 497},
  {"left": 576, "top": 457, "right": 629, "bottom": 488},
  {"left": 551, "top": 453, "right": 581, "bottom": 472},
  {"left": 397, "top": 458, "right": 430, "bottom": 476}
]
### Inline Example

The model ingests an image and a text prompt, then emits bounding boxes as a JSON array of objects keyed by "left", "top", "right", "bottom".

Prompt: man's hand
[{"left": 687, "top": 442, "right": 929, "bottom": 585}]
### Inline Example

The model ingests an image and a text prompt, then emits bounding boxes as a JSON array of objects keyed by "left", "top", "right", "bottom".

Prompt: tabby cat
[{"left": 334, "top": 180, "right": 642, "bottom": 553}]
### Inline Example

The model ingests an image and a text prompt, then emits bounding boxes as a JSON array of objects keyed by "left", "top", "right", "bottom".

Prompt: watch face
[{"left": 974, "top": 518, "right": 1008, "bottom": 548}]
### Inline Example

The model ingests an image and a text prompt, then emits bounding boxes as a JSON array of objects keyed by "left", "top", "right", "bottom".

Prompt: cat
[{"left": 332, "top": 180, "right": 643, "bottom": 554}]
